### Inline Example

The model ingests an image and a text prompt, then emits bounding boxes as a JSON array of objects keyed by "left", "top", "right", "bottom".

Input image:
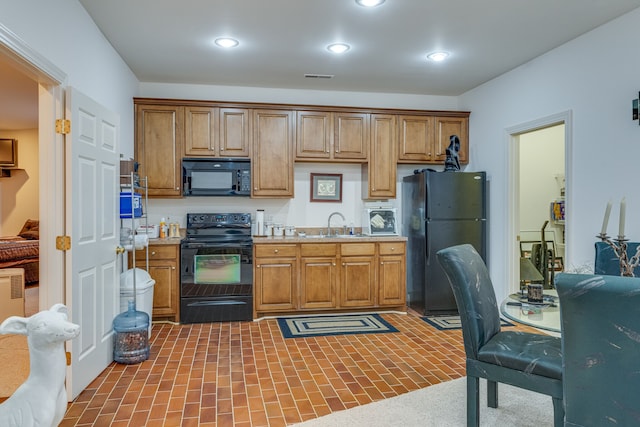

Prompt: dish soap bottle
[{"left": 159, "top": 217, "right": 166, "bottom": 238}]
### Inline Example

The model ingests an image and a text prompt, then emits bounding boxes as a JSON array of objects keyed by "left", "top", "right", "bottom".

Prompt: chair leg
[
  {"left": 467, "top": 376, "right": 480, "bottom": 427},
  {"left": 552, "top": 397, "right": 564, "bottom": 427},
  {"left": 487, "top": 380, "right": 498, "bottom": 408}
]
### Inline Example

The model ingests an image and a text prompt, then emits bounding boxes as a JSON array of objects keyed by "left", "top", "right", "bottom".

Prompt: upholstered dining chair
[
  {"left": 436, "top": 244, "right": 564, "bottom": 427},
  {"left": 555, "top": 273, "right": 640, "bottom": 426}
]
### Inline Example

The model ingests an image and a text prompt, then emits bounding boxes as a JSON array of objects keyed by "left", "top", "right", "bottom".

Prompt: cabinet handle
[
  {"left": 381, "top": 262, "right": 384, "bottom": 265},
  {"left": 172, "top": 266, "right": 176, "bottom": 270},
  {"left": 257, "top": 265, "right": 261, "bottom": 268},
  {"left": 332, "top": 263, "right": 336, "bottom": 266},
  {"left": 151, "top": 251, "right": 156, "bottom": 256},
  {"left": 274, "top": 249, "right": 279, "bottom": 253},
  {"left": 390, "top": 247, "right": 395, "bottom": 251},
  {"left": 342, "top": 262, "right": 345, "bottom": 266}
]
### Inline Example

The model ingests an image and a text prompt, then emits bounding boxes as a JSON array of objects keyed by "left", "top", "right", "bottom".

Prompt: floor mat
[
  {"left": 421, "top": 315, "right": 514, "bottom": 331},
  {"left": 278, "top": 313, "right": 399, "bottom": 338}
]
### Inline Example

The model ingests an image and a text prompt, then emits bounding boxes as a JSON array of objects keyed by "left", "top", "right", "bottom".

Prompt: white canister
[
  {"left": 255, "top": 209, "right": 265, "bottom": 236},
  {"left": 274, "top": 223, "right": 284, "bottom": 237},
  {"left": 285, "top": 226, "right": 296, "bottom": 237}
]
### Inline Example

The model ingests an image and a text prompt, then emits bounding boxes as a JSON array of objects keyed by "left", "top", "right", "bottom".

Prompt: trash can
[{"left": 120, "top": 268, "right": 155, "bottom": 337}]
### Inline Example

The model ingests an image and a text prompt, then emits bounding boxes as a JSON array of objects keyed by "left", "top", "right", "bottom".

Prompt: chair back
[
  {"left": 556, "top": 273, "right": 640, "bottom": 426},
  {"left": 594, "top": 241, "right": 640, "bottom": 276},
  {"left": 437, "top": 244, "right": 501, "bottom": 359}
]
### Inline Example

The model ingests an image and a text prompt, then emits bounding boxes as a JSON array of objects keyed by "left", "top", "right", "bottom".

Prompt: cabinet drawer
[
  {"left": 340, "top": 243, "right": 375, "bottom": 256},
  {"left": 379, "top": 242, "right": 405, "bottom": 255},
  {"left": 134, "top": 245, "right": 178, "bottom": 261},
  {"left": 255, "top": 244, "right": 297, "bottom": 258},
  {"left": 300, "top": 243, "right": 337, "bottom": 257}
]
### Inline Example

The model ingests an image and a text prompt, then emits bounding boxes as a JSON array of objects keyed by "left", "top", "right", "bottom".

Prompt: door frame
[
  {"left": 505, "top": 110, "right": 573, "bottom": 294},
  {"left": 1, "top": 21, "right": 68, "bottom": 388}
]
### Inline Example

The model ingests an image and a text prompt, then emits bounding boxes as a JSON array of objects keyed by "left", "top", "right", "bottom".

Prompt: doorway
[{"left": 507, "top": 111, "right": 572, "bottom": 294}]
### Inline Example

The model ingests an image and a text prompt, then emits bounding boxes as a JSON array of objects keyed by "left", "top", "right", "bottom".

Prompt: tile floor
[{"left": 59, "top": 312, "right": 470, "bottom": 427}]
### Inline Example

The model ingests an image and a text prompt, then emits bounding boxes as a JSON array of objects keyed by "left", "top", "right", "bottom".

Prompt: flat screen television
[{"left": 0, "top": 139, "right": 17, "bottom": 167}]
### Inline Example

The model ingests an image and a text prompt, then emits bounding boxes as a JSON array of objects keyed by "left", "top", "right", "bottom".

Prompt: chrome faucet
[{"left": 327, "top": 212, "right": 346, "bottom": 236}]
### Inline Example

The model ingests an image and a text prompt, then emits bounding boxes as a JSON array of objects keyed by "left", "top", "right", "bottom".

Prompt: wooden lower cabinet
[
  {"left": 254, "top": 244, "right": 298, "bottom": 315},
  {"left": 340, "top": 256, "right": 376, "bottom": 307},
  {"left": 254, "top": 240, "right": 406, "bottom": 318},
  {"left": 133, "top": 244, "right": 180, "bottom": 322}
]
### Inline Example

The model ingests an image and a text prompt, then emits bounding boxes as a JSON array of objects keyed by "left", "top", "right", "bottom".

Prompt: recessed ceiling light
[
  {"left": 356, "top": 0, "right": 385, "bottom": 7},
  {"left": 327, "top": 43, "right": 350, "bottom": 54},
  {"left": 214, "top": 37, "right": 239, "bottom": 48},
  {"left": 427, "top": 51, "right": 449, "bottom": 62}
]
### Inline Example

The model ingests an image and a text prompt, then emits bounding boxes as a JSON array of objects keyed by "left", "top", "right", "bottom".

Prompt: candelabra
[{"left": 597, "top": 233, "right": 640, "bottom": 277}]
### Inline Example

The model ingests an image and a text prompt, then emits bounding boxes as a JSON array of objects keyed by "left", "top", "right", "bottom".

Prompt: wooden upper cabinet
[
  {"left": 334, "top": 112, "right": 369, "bottom": 161},
  {"left": 184, "top": 106, "right": 216, "bottom": 156},
  {"left": 397, "top": 115, "right": 435, "bottom": 162},
  {"left": 219, "top": 108, "right": 250, "bottom": 157},
  {"left": 398, "top": 114, "right": 469, "bottom": 164},
  {"left": 252, "top": 109, "right": 294, "bottom": 198},
  {"left": 135, "top": 104, "right": 183, "bottom": 197},
  {"left": 296, "top": 110, "right": 332, "bottom": 160},
  {"left": 184, "top": 107, "right": 249, "bottom": 158},
  {"left": 363, "top": 114, "right": 397, "bottom": 199},
  {"left": 434, "top": 116, "right": 469, "bottom": 164}
]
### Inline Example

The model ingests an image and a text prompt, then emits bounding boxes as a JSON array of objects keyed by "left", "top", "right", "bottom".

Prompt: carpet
[
  {"left": 421, "top": 315, "right": 515, "bottom": 330},
  {"left": 291, "top": 377, "right": 553, "bottom": 427},
  {"left": 0, "top": 334, "right": 30, "bottom": 398},
  {"left": 278, "top": 313, "right": 398, "bottom": 338}
]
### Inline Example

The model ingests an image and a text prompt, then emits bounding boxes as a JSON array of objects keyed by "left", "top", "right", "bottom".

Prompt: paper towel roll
[{"left": 256, "top": 209, "right": 265, "bottom": 236}]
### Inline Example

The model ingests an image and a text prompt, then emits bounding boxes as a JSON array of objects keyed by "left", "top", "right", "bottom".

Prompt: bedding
[{"left": 0, "top": 219, "right": 39, "bottom": 284}]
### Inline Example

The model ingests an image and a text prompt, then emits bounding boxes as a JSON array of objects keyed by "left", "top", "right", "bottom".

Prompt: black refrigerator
[{"left": 402, "top": 169, "right": 487, "bottom": 315}]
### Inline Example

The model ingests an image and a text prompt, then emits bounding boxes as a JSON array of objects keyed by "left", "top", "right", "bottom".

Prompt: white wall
[
  {"left": 0, "top": 129, "right": 38, "bottom": 235},
  {"left": 460, "top": 8, "right": 640, "bottom": 298},
  {"left": 0, "top": 0, "right": 139, "bottom": 155}
]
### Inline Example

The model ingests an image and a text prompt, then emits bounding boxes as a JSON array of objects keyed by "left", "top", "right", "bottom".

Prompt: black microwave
[{"left": 182, "top": 158, "right": 251, "bottom": 196}]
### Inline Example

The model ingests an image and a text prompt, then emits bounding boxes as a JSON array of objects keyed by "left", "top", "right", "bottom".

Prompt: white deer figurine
[{"left": 0, "top": 304, "right": 80, "bottom": 427}]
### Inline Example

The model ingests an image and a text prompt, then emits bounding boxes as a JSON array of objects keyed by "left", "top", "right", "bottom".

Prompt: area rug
[
  {"left": 290, "top": 377, "right": 553, "bottom": 427},
  {"left": 0, "top": 334, "right": 30, "bottom": 398},
  {"left": 278, "top": 313, "right": 398, "bottom": 338},
  {"left": 421, "top": 315, "right": 514, "bottom": 330}
]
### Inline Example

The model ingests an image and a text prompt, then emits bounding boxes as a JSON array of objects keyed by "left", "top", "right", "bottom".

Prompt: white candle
[
  {"left": 619, "top": 197, "right": 626, "bottom": 238},
  {"left": 601, "top": 201, "right": 612, "bottom": 235}
]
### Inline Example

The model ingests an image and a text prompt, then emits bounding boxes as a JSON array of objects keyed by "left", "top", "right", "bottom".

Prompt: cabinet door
[
  {"left": 252, "top": 109, "right": 294, "bottom": 197},
  {"left": 398, "top": 115, "right": 435, "bottom": 162},
  {"left": 340, "top": 256, "right": 375, "bottom": 307},
  {"left": 378, "top": 255, "right": 406, "bottom": 306},
  {"left": 147, "top": 259, "right": 179, "bottom": 321},
  {"left": 300, "top": 257, "right": 337, "bottom": 309},
  {"left": 365, "top": 114, "right": 397, "bottom": 199},
  {"left": 334, "top": 112, "right": 369, "bottom": 161},
  {"left": 184, "top": 106, "right": 217, "bottom": 156},
  {"left": 219, "top": 108, "right": 250, "bottom": 157},
  {"left": 296, "top": 110, "right": 332, "bottom": 160},
  {"left": 254, "top": 257, "right": 297, "bottom": 312},
  {"left": 434, "top": 116, "right": 469, "bottom": 164},
  {"left": 135, "top": 104, "right": 183, "bottom": 197}
]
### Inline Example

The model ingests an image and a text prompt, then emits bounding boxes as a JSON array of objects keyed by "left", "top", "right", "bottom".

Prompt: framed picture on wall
[{"left": 310, "top": 173, "right": 342, "bottom": 202}]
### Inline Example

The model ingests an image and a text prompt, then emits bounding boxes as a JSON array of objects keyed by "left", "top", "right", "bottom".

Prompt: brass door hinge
[
  {"left": 66, "top": 351, "right": 71, "bottom": 366},
  {"left": 56, "top": 235, "right": 71, "bottom": 251},
  {"left": 55, "top": 119, "right": 71, "bottom": 134}
]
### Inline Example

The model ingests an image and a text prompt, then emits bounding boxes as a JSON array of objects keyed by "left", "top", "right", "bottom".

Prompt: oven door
[{"left": 180, "top": 241, "right": 253, "bottom": 323}]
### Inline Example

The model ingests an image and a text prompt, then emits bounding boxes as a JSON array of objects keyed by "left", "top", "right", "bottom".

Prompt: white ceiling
[{"left": 3, "top": 0, "right": 640, "bottom": 129}]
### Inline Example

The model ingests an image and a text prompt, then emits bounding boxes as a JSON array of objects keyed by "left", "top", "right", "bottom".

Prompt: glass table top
[{"left": 500, "top": 290, "right": 560, "bottom": 334}]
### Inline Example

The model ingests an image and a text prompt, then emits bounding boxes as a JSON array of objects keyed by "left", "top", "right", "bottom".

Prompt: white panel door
[{"left": 65, "top": 87, "right": 120, "bottom": 400}]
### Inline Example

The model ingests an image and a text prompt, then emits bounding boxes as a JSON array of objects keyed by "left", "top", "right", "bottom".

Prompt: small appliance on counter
[{"left": 362, "top": 206, "right": 398, "bottom": 236}]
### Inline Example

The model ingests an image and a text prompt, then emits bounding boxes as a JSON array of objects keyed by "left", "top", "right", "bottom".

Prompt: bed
[{"left": 0, "top": 220, "right": 39, "bottom": 284}]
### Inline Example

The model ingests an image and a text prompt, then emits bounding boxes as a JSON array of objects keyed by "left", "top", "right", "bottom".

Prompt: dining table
[{"left": 500, "top": 289, "right": 561, "bottom": 336}]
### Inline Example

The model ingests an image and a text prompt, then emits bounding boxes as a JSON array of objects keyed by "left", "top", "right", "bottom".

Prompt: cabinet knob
[
  {"left": 151, "top": 251, "right": 156, "bottom": 256},
  {"left": 332, "top": 263, "right": 336, "bottom": 266},
  {"left": 257, "top": 265, "right": 261, "bottom": 268},
  {"left": 274, "top": 249, "right": 279, "bottom": 253},
  {"left": 342, "top": 262, "right": 345, "bottom": 266},
  {"left": 172, "top": 266, "right": 176, "bottom": 270},
  {"left": 381, "top": 262, "right": 384, "bottom": 265},
  {"left": 390, "top": 247, "right": 395, "bottom": 251}
]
